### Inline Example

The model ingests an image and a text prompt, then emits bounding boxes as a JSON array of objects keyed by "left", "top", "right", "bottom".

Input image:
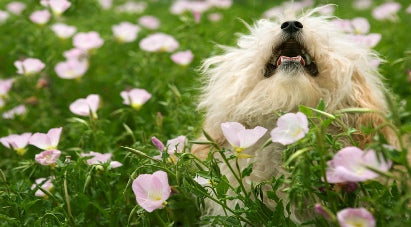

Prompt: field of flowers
[{"left": 0, "top": 0, "right": 410, "bottom": 226}]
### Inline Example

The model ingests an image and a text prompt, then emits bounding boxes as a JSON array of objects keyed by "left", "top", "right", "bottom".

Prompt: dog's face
[{"left": 199, "top": 8, "right": 386, "bottom": 131}]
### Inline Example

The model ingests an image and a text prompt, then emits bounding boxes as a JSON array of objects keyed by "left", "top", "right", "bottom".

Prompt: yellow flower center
[
  {"left": 131, "top": 103, "right": 142, "bottom": 110},
  {"left": 346, "top": 218, "right": 368, "bottom": 227},
  {"left": 149, "top": 191, "right": 163, "bottom": 201},
  {"left": 15, "top": 148, "right": 28, "bottom": 156}
]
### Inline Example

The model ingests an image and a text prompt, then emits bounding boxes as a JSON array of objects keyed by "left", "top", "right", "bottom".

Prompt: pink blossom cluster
[
  {"left": 170, "top": 0, "right": 232, "bottom": 23},
  {"left": 81, "top": 151, "right": 122, "bottom": 169},
  {"left": 220, "top": 112, "right": 308, "bottom": 157},
  {"left": 332, "top": 18, "right": 382, "bottom": 49},
  {"left": 0, "top": 127, "right": 62, "bottom": 166},
  {"left": 29, "top": 0, "right": 71, "bottom": 25},
  {"left": 139, "top": 33, "right": 194, "bottom": 65},
  {"left": 54, "top": 31, "right": 104, "bottom": 80},
  {"left": 31, "top": 127, "right": 63, "bottom": 166}
]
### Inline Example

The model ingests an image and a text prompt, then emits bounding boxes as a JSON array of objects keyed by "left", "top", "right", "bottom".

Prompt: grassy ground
[{"left": 0, "top": 0, "right": 410, "bottom": 226}]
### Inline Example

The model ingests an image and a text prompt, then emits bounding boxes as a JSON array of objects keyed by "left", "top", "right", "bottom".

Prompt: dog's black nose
[{"left": 281, "top": 21, "right": 303, "bottom": 34}]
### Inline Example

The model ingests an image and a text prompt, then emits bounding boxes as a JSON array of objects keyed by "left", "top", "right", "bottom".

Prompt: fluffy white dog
[{"left": 192, "top": 6, "right": 397, "bottom": 220}]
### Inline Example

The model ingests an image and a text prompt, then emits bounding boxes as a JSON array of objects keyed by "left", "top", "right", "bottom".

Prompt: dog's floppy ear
[{"left": 350, "top": 67, "right": 397, "bottom": 147}]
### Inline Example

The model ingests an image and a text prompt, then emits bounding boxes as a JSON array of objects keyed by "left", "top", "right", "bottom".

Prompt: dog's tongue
[{"left": 277, "top": 55, "right": 305, "bottom": 66}]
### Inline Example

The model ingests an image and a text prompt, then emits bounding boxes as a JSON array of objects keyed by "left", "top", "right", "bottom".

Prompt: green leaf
[
  {"left": 298, "top": 105, "right": 313, "bottom": 117},
  {"left": 241, "top": 163, "right": 253, "bottom": 178},
  {"left": 216, "top": 176, "right": 229, "bottom": 198},
  {"left": 316, "top": 99, "right": 326, "bottom": 111}
]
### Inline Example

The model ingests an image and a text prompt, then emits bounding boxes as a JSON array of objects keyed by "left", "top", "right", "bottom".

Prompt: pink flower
[
  {"left": 332, "top": 18, "right": 370, "bottom": 35},
  {"left": 348, "top": 33, "right": 381, "bottom": 48},
  {"left": 407, "top": 5, "right": 411, "bottom": 14},
  {"left": 63, "top": 48, "right": 87, "bottom": 61},
  {"left": 263, "top": 6, "right": 283, "bottom": 20},
  {"left": 326, "top": 147, "right": 392, "bottom": 183},
  {"left": 171, "top": 50, "right": 194, "bottom": 66},
  {"left": 29, "top": 127, "right": 62, "bottom": 150},
  {"left": 29, "top": 10, "right": 51, "bottom": 25},
  {"left": 139, "top": 33, "right": 179, "bottom": 52},
  {"left": 81, "top": 151, "right": 122, "bottom": 168},
  {"left": 270, "top": 112, "right": 309, "bottom": 145},
  {"left": 120, "top": 88, "right": 151, "bottom": 110},
  {"left": 73, "top": 31, "right": 104, "bottom": 51},
  {"left": 370, "top": 59, "right": 381, "bottom": 69},
  {"left": 7, "top": 2, "right": 26, "bottom": 15},
  {"left": 0, "top": 10, "right": 10, "bottom": 23},
  {"left": 0, "top": 132, "right": 32, "bottom": 155},
  {"left": 166, "top": 136, "right": 187, "bottom": 154},
  {"left": 152, "top": 136, "right": 165, "bottom": 151},
  {"left": 69, "top": 94, "right": 100, "bottom": 118},
  {"left": 112, "top": 22, "right": 140, "bottom": 43},
  {"left": 317, "top": 5, "right": 335, "bottom": 15},
  {"left": 170, "top": 1, "right": 210, "bottom": 15},
  {"left": 2, "top": 105, "right": 27, "bottom": 119},
  {"left": 42, "top": 0, "right": 71, "bottom": 16},
  {"left": 207, "top": 0, "right": 232, "bottom": 9},
  {"left": 194, "top": 175, "right": 210, "bottom": 186},
  {"left": 51, "top": 23, "right": 77, "bottom": 39},
  {"left": 351, "top": 17, "right": 370, "bottom": 34},
  {"left": 314, "top": 203, "right": 332, "bottom": 220},
  {"left": 55, "top": 59, "right": 88, "bottom": 79},
  {"left": 153, "top": 136, "right": 187, "bottom": 162},
  {"left": 132, "top": 170, "right": 171, "bottom": 212},
  {"left": 31, "top": 178, "right": 54, "bottom": 197},
  {"left": 332, "top": 19, "right": 354, "bottom": 33},
  {"left": 98, "top": 0, "right": 113, "bottom": 10},
  {"left": 35, "top": 149, "right": 61, "bottom": 166},
  {"left": 353, "top": 0, "right": 372, "bottom": 10},
  {"left": 221, "top": 122, "right": 267, "bottom": 154},
  {"left": 14, "top": 58, "right": 45, "bottom": 76},
  {"left": 116, "top": 1, "right": 147, "bottom": 14},
  {"left": 372, "top": 2, "right": 401, "bottom": 21},
  {"left": 0, "top": 78, "right": 14, "bottom": 97},
  {"left": 207, "top": 13, "right": 222, "bottom": 22},
  {"left": 138, "top": 15, "right": 160, "bottom": 30},
  {"left": 337, "top": 208, "right": 375, "bottom": 227}
]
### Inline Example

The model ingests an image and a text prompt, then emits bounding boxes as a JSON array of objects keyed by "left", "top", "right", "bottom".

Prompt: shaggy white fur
[{"left": 192, "top": 6, "right": 397, "bottom": 221}]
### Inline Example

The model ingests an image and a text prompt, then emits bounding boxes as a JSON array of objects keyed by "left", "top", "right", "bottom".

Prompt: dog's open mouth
[{"left": 264, "top": 38, "right": 318, "bottom": 78}]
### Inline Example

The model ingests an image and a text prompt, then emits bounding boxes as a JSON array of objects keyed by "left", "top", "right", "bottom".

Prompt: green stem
[
  {"left": 154, "top": 211, "right": 167, "bottom": 226},
  {"left": 64, "top": 171, "right": 75, "bottom": 225},
  {"left": 219, "top": 150, "right": 248, "bottom": 196},
  {"left": 189, "top": 185, "right": 253, "bottom": 226}
]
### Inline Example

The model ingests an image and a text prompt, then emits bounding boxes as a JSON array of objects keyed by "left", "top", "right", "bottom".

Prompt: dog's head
[{"left": 199, "top": 6, "right": 388, "bottom": 131}]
